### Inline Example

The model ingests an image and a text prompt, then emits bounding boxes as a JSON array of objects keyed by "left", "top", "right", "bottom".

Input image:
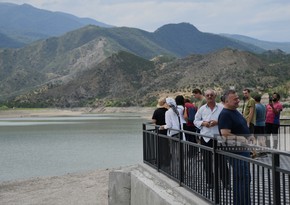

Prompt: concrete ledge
[
  {"left": 108, "top": 166, "right": 134, "bottom": 205},
  {"left": 108, "top": 163, "right": 209, "bottom": 205}
]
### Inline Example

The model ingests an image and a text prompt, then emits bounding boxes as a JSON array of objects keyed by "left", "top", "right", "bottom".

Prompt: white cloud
[{"left": 1, "top": 0, "right": 290, "bottom": 42}]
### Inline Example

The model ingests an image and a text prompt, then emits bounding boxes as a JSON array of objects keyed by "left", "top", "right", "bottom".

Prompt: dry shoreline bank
[
  {"left": 1, "top": 107, "right": 289, "bottom": 119},
  {"left": 0, "top": 107, "right": 155, "bottom": 119},
  {"left": 0, "top": 168, "right": 114, "bottom": 205}
]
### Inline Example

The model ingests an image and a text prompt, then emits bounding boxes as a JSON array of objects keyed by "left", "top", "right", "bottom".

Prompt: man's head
[
  {"left": 272, "top": 92, "right": 280, "bottom": 102},
  {"left": 223, "top": 90, "right": 240, "bottom": 110},
  {"left": 175, "top": 95, "right": 185, "bottom": 106},
  {"left": 254, "top": 95, "right": 261, "bottom": 103},
  {"left": 242, "top": 88, "right": 251, "bottom": 100},
  {"left": 192, "top": 88, "right": 203, "bottom": 99},
  {"left": 204, "top": 89, "right": 217, "bottom": 104}
]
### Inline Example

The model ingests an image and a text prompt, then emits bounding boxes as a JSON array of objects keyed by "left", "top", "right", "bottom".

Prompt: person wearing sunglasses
[{"left": 194, "top": 89, "right": 229, "bottom": 189}]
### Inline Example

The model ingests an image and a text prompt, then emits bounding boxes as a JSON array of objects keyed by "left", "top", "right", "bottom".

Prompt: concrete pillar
[{"left": 108, "top": 170, "right": 131, "bottom": 205}]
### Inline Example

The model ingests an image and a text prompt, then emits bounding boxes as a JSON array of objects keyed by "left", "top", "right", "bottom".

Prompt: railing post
[
  {"left": 213, "top": 138, "right": 220, "bottom": 204},
  {"left": 156, "top": 126, "right": 160, "bottom": 171},
  {"left": 142, "top": 123, "right": 145, "bottom": 162},
  {"left": 179, "top": 132, "right": 183, "bottom": 186},
  {"left": 272, "top": 152, "right": 281, "bottom": 205}
]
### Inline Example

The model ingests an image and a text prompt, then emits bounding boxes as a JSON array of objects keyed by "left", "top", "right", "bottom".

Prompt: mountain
[
  {"left": 0, "top": 25, "right": 170, "bottom": 102},
  {"left": 1, "top": 23, "right": 290, "bottom": 107},
  {"left": 220, "top": 34, "right": 290, "bottom": 53},
  {"left": 151, "top": 23, "right": 265, "bottom": 55},
  {"left": 0, "top": 23, "right": 267, "bottom": 97},
  {"left": 11, "top": 51, "right": 157, "bottom": 107},
  {"left": 6, "top": 48, "right": 290, "bottom": 108},
  {"left": 0, "top": 3, "right": 112, "bottom": 47},
  {"left": 0, "top": 32, "right": 25, "bottom": 48}
]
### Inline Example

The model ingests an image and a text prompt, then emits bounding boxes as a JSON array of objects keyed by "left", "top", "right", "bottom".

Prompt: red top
[
  {"left": 184, "top": 102, "right": 196, "bottom": 126},
  {"left": 265, "top": 102, "right": 283, "bottom": 124}
]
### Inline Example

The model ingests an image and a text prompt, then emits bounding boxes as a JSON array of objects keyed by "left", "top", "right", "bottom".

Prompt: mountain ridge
[
  {"left": 0, "top": 23, "right": 268, "bottom": 99},
  {"left": 0, "top": 2, "right": 113, "bottom": 46},
  {"left": 0, "top": 2, "right": 289, "bottom": 53},
  {"left": 220, "top": 34, "right": 290, "bottom": 53},
  {"left": 6, "top": 48, "right": 290, "bottom": 108},
  {"left": 1, "top": 23, "right": 290, "bottom": 107}
]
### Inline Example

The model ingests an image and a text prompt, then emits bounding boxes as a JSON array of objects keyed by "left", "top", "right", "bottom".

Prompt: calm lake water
[{"left": 0, "top": 114, "right": 147, "bottom": 182}]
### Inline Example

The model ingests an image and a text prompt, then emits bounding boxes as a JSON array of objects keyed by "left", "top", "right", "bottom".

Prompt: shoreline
[
  {"left": 1, "top": 107, "right": 289, "bottom": 119},
  {"left": 0, "top": 107, "right": 155, "bottom": 119}
]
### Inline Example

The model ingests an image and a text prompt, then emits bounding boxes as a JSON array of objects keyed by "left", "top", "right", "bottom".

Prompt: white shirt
[
  {"left": 164, "top": 108, "right": 181, "bottom": 137},
  {"left": 194, "top": 103, "right": 223, "bottom": 143}
]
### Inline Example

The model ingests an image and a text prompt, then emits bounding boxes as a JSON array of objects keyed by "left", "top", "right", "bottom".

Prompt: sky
[{"left": 1, "top": 0, "right": 290, "bottom": 42}]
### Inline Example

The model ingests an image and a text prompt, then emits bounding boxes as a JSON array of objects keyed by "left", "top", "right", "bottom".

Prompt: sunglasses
[{"left": 205, "top": 94, "right": 214, "bottom": 97}]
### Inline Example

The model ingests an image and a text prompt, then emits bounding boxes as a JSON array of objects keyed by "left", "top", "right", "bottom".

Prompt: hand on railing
[
  {"left": 159, "top": 125, "right": 165, "bottom": 130},
  {"left": 220, "top": 135, "right": 252, "bottom": 146},
  {"left": 247, "top": 135, "right": 256, "bottom": 145}
]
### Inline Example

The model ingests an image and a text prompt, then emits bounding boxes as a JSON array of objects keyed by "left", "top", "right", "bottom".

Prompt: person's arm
[
  {"left": 194, "top": 107, "right": 209, "bottom": 129},
  {"left": 271, "top": 102, "right": 283, "bottom": 115},
  {"left": 247, "top": 106, "right": 255, "bottom": 126},
  {"left": 184, "top": 107, "right": 188, "bottom": 121},
  {"left": 220, "top": 129, "right": 248, "bottom": 143},
  {"left": 151, "top": 110, "right": 157, "bottom": 124},
  {"left": 160, "top": 111, "right": 172, "bottom": 130}
]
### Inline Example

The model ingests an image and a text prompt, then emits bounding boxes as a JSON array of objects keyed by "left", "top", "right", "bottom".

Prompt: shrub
[{"left": 0, "top": 105, "right": 9, "bottom": 110}]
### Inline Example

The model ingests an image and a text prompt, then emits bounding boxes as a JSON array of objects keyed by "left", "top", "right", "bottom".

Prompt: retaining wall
[{"left": 108, "top": 163, "right": 209, "bottom": 205}]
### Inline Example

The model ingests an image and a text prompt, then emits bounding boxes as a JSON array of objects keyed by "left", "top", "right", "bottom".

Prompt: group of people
[
  {"left": 242, "top": 89, "right": 283, "bottom": 150},
  {"left": 151, "top": 88, "right": 283, "bottom": 205}
]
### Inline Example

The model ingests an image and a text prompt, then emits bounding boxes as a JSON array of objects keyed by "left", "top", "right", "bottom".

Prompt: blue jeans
[{"left": 230, "top": 152, "right": 251, "bottom": 205}]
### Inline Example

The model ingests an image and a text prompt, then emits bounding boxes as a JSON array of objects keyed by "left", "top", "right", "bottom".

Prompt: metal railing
[
  {"left": 142, "top": 122, "right": 290, "bottom": 205},
  {"left": 278, "top": 118, "right": 290, "bottom": 151}
]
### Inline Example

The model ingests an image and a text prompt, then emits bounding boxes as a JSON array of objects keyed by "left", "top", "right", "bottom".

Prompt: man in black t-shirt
[{"left": 218, "top": 90, "right": 255, "bottom": 205}]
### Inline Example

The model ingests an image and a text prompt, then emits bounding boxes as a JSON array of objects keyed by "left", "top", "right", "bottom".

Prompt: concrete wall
[{"left": 108, "top": 163, "right": 210, "bottom": 205}]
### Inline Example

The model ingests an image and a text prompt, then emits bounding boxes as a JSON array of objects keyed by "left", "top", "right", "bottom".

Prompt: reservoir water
[{"left": 0, "top": 113, "right": 147, "bottom": 182}]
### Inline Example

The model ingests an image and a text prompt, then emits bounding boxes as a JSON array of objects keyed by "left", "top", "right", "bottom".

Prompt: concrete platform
[{"left": 108, "top": 163, "right": 210, "bottom": 205}]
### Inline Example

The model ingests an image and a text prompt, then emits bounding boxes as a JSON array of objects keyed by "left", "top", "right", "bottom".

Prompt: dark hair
[
  {"left": 220, "top": 95, "right": 225, "bottom": 103},
  {"left": 273, "top": 92, "right": 281, "bottom": 100},
  {"left": 222, "top": 89, "right": 236, "bottom": 101},
  {"left": 192, "top": 88, "right": 202, "bottom": 94},
  {"left": 254, "top": 95, "right": 261, "bottom": 102},
  {"left": 175, "top": 95, "right": 185, "bottom": 106},
  {"left": 243, "top": 88, "right": 251, "bottom": 93},
  {"left": 184, "top": 98, "right": 191, "bottom": 103}
]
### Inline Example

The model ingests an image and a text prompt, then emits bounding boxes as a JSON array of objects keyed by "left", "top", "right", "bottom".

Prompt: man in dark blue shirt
[{"left": 218, "top": 89, "right": 255, "bottom": 205}]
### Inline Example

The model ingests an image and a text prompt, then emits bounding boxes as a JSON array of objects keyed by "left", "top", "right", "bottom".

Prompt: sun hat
[{"left": 157, "top": 97, "right": 166, "bottom": 108}]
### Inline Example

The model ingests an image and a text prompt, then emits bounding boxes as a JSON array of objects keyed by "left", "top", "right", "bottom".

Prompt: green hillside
[{"left": 0, "top": 24, "right": 289, "bottom": 108}]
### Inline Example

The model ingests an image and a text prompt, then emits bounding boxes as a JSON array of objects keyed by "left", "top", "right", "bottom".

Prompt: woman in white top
[
  {"left": 160, "top": 97, "right": 183, "bottom": 169},
  {"left": 160, "top": 97, "right": 182, "bottom": 137}
]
